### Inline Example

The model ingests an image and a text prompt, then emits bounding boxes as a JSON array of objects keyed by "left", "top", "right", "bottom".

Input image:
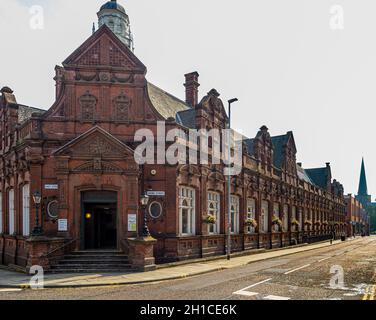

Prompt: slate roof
[
  {"left": 245, "top": 135, "right": 289, "bottom": 168},
  {"left": 244, "top": 138, "right": 255, "bottom": 156},
  {"left": 176, "top": 109, "right": 196, "bottom": 129},
  {"left": 147, "top": 82, "right": 190, "bottom": 120},
  {"left": 305, "top": 167, "right": 329, "bottom": 189},
  {"left": 297, "top": 165, "right": 314, "bottom": 184},
  {"left": 271, "top": 134, "right": 289, "bottom": 169},
  {"left": 18, "top": 104, "right": 46, "bottom": 124}
]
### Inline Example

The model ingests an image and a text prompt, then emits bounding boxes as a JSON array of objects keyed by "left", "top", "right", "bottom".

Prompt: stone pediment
[
  {"left": 62, "top": 25, "right": 146, "bottom": 73},
  {"left": 53, "top": 126, "right": 134, "bottom": 159}
]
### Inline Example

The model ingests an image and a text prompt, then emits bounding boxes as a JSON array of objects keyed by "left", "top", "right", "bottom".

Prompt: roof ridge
[
  {"left": 271, "top": 134, "right": 288, "bottom": 139},
  {"left": 147, "top": 82, "right": 190, "bottom": 109},
  {"left": 305, "top": 167, "right": 326, "bottom": 171}
]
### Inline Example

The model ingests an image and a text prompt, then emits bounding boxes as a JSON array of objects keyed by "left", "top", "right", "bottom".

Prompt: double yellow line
[{"left": 363, "top": 285, "right": 376, "bottom": 300}]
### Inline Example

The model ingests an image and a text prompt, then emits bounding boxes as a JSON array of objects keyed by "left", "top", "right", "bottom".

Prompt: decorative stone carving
[
  {"left": 93, "top": 158, "right": 102, "bottom": 171},
  {"left": 111, "top": 73, "right": 134, "bottom": 84},
  {"left": 72, "top": 160, "right": 123, "bottom": 174},
  {"left": 75, "top": 72, "right": 97, "bottom": 82},
  {"left": 79, "top": 91, "right": 97, "bottom": 121},
  {"left": 53, "top": 126, "right": 134, "bottom": 160},
  {"left": 85, "top": 136, "right": 122, "bottom": 156},
  {"left": 113, "top": 91, "right": 131, "bottom": 121}
]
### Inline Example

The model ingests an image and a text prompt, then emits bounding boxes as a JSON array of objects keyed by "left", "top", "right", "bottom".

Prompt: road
[{"left": 0, "top": 237, "right": 375, "bottom": 300}]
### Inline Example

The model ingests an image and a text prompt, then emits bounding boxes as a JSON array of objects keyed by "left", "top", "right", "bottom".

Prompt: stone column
[{"left": 126, "top": 237, "right": 157, "bottom": 272}]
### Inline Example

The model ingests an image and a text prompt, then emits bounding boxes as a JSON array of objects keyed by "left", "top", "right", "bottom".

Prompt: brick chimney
[{"left": 184, "top": 72, "right": 200, "bottom": 107}]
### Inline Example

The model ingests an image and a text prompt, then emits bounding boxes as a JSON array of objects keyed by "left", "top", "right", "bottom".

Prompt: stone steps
[
  {"left": 49, "top": 268, "right": 137, "bottom": 274},
  {"left": 49, "top": 250, "right": 134, "bottom": 274},
  {"left": 58, "top": 259, "right": 129, "bottom": 265}
]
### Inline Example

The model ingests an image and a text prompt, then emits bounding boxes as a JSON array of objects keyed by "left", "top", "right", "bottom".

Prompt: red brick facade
[
  {"left": 0, "top": 24, "right": 347, "bottom": 270},
  {"left": 345, "top": 195, "right": 369, "bottom": 237}
]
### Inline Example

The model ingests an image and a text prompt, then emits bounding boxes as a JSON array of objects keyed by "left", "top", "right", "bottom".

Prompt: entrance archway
[{"left": 81, "top": 191, "right": 118, "bottom": 250}]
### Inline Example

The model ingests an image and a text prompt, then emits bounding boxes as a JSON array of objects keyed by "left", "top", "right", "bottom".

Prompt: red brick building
[
  {"left": 0, "top": 1, "right": 347, "bottom": 272},
  {"left": 345, "top": 195, "right": 369, "bottom": 237}
]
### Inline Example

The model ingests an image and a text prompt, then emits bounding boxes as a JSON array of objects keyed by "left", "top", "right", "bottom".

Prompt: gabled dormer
[
  {"left": 253, "top": 126, "right": 273, "bottom": 172},
  {"left": 194, "top": 89, "right": 229, "bottom": 130},
  {"left": 271, "top": 131, "right": 297, "bottom": 177},
  {"left": 305, "top": 163, "right": 332, "bottom": 192}
]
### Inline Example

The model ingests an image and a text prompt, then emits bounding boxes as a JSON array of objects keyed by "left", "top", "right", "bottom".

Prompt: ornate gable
[
  {"left": 62, "top": 25, "right": 146, "bottom": 73},
  {"left": 196, "top": 89, "right": 229, "bottom": 129},
  {"left": 254, "top": 126, "right": 273, "bottom": 170},
  {"left": 286, "top": 131, "right": 297, "bottom": 154},
  {"left": 53, "top": 126, "right": 134, "bottom": 159},
  {"left": 284, "top": 132, "right": 297, "bottom": 175}
]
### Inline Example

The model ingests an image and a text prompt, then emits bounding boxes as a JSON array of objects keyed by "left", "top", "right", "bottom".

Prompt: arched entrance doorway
[{"left": 81, "top": 191, "right": 118, "bottom": 250}]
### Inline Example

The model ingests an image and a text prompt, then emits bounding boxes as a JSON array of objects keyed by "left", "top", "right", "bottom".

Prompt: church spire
[
  {"left": 358, "top": 158, "right": 368, "bottom": 196},
  {"left": 356, "top": 158, "right": 372, "bottom": 208}
]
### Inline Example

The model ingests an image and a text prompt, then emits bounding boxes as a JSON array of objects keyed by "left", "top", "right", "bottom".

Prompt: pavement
[{"left": 0, "top": 237, "right": 366, "bottom": 289}]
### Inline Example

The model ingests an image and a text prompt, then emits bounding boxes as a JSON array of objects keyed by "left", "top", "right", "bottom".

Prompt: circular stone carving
[
  {"left": 148, "top": 201, "right": 163, "bottom": 219},
  {"left": 99, "top": 72, "right": 110, "bottom": 82},
  {"left": 47, "top": 200, "right": 59, "bottom": 219}
]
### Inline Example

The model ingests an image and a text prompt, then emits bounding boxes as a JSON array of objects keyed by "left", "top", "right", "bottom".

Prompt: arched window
[
  {"left": 179, "top": 187, "right": 195, "bottom": 236},
  {"left": 298, "top": 208, "right": 303, "bottom": 231},
  {"left": 247, "top": 198, "right": 256, "bottom": 233},
  {"left": 8, "top": 189, "right": 14, "bottom": 235},
  {"left": 273, "top": 203, "right": 280, "bottom": 232},
  {"left": 207, "top": 192, "right": 220, "bottom": 234},
  {"left": 22, "top": 184, "right": 30, "bottom": 236},
  {"left": 260, "top": 200, "right": 269, "bottom": 233},
  {"left": 108, "top": 19, "right": 115, "bottom": 31},
  {"left": 283, "top": 204, "right": 289, "bottom": 232},
  {"left": 230, "top": 196, "right": 240, "bottom": 234},
  {"left": 292, "top": 206, "right": 297, "bottom": 231}
]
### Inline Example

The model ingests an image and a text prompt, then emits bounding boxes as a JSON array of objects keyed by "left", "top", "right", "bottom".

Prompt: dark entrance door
[{"left": 82, "top": 191, "right": 117, "bottom": 250}]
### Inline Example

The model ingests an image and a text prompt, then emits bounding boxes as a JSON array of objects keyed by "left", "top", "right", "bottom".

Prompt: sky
[{"left": 0, "top": 0, "right": 375, "bottom": 198}]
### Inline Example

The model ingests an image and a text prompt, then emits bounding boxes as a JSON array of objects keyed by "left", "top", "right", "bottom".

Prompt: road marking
[
  {"left": 284, "top": 264, "right": 311, "bottom": 275},
  {"left": 233, "top": 291, "right": 259, "bottom": 297},
  {"left": 0, "top": 288, "right": 23, "bottom": 292},
  {"left": 317, "top": 257, "right": 332, "bottom": 263},
  {"left": 370, "top": 285, "right": 375, "bottom": 301},
  {"left": 363, "top": 286, "right": 370, "bottom": 300},
  {"left": 264, "top": 295, "right": 291, "bottom": 300},
  {"left": 238, "top": 278, "right": 273, "bottom": 291},
  {"left": 232, "top": 278, "right": 272, "bottom": 298}
]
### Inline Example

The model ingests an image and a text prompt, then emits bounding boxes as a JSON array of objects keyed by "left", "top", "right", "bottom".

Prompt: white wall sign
[
  {"left": 128, "top": 214, "right": 137, "bottom": 232},
  {"left": 45, "top": 184, "right": 58, "bottom": 190},
  {"left": 146, "top": 191, "right": 165, "bottom": 197},
  {"left": 58, "top": 219, "right": 68, "bottom": 232}
]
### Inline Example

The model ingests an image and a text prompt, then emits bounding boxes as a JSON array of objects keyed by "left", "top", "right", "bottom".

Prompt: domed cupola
[{"left": 97, "top": 0, "right": 134, "bottom": 51}]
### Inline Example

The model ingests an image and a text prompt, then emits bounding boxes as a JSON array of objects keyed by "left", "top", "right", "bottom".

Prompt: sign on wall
[
  {"left": 146, "top": 191, "right": 165, "bottom": 197},
  {"left": 58, "top": 219, "right": 68, "bottom": 232},
  {"left": 128, "top": 214, "right": 137, "bottom": 232},
  {"left": 45, "top": 184, "right": 58, "bottom": 190}
]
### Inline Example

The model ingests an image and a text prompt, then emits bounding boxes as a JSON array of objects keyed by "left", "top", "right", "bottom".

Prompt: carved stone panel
[
  {"left": 79, "top": 91, "right": 97, "bottom": 121},
  {"left": 113, "top": 92, "right": 131, "bottom": 121}
]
